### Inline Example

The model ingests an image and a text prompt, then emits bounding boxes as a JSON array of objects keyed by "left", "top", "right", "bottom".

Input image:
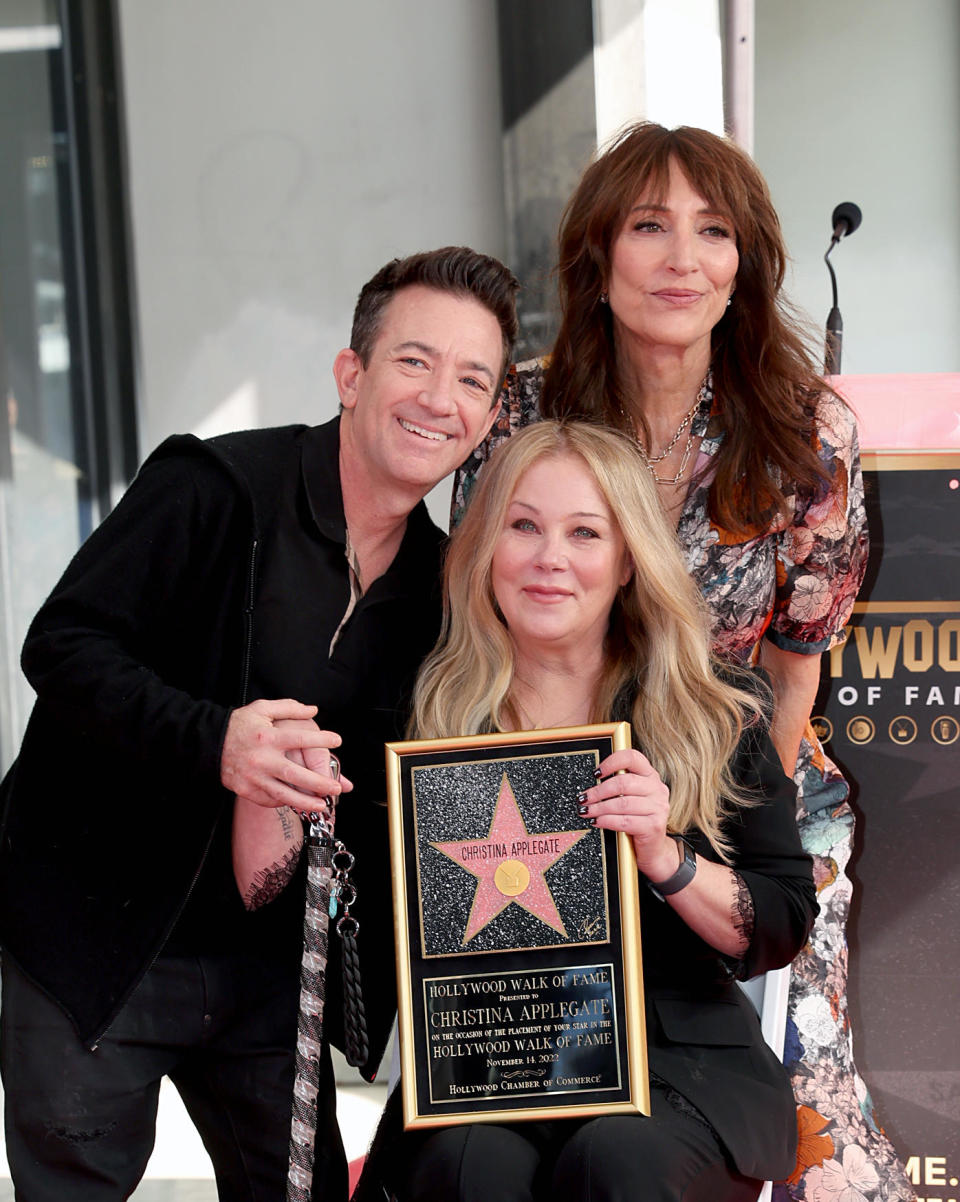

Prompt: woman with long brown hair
[{"left": 453, "top": 124, "right": 911, "bottom": 1198}]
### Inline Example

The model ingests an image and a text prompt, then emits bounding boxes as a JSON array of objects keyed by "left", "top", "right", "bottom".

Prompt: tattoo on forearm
[
  {"left": 731, "top": 871, "right": 755, "bottom": 951},
  {"left": 243, "top": 845, "right": 302, "bottom": 911}
]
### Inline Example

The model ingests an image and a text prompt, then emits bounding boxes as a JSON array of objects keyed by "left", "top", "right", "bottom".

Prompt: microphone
[
  {"left": 831, "top": 202, "right": 862, "bottom": 241},
  {"left": 824, "top": 202, "right": 862, "bottom": 375}
]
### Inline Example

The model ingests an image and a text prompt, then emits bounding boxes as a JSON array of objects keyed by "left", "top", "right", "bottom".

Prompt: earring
[
  {"left": 726, "top": 297, "right": 732, "bottom": 308},
  {"left": 599, "top": 292, "right": 608, "bottom": 304}
]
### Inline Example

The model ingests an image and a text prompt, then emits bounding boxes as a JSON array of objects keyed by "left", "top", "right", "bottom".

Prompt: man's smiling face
[{"left": 335, "top": 284, "right": 503, "bottom": 496}]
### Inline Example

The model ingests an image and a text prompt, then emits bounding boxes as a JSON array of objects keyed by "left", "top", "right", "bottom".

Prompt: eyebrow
[
  {"left": 510, "top": 499, "right": 610, "bottom": 521},
  {"left": 393, "top": 340, "right": 496, "bottom": 385},
  {"left": 627, "top": 202, "right": 730, "bottom": 220}
]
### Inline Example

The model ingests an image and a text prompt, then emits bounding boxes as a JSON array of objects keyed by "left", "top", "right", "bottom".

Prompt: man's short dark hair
[{"left": 350, "top": 246, "right": 520, "bottom": 389}]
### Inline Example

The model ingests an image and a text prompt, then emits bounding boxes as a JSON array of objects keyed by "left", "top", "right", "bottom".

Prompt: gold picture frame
[{"left": 386, "top": 723, "right": 649, "bottom": 1128}]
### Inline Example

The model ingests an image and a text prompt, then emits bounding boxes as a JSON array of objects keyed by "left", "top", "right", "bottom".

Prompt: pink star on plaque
[{"left": 431, "top": 772, "right": 588, "bottom": 945}]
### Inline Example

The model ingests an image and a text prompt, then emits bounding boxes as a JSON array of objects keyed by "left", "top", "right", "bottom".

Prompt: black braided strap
[
  {"left": 340, "top": 929, "right": 369, "bottom": 1067},
  {"left": 286, "top": 835, "right": 333, "bottom": 1202}
]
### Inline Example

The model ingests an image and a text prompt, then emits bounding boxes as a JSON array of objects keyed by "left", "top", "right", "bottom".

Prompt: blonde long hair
[{"left": 413, "top": 422, "right": 765, "bottom": 859}]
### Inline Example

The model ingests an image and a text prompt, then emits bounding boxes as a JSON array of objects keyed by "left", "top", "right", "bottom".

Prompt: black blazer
[
  {"left": 639, "top": 716, "right": 817, "bottom": 1180},
  {"left": 359, "top": 714, "right": 816, "bottom": 1191},
  {"left": 0, "top": 419, "right": 444, "bottom": 1060}
]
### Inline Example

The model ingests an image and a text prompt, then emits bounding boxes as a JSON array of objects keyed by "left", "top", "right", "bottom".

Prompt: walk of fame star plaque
[{"left": 386, "top": 724, "right": 648, "bottom": 1128}]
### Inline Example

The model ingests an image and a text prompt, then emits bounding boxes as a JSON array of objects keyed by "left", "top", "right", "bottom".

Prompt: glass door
[{"left": 0, "top": 0, "right": 136, "bottom": 775}]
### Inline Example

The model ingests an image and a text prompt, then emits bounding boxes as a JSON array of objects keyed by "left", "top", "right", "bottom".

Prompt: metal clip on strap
[{"left": 304, "top": 755, "right": 339, "bottom": 846}]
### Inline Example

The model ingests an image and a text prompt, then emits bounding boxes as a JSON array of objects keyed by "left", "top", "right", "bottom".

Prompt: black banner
[{"left": 813, "top": 457, "right": 960, "bottom": 1199}]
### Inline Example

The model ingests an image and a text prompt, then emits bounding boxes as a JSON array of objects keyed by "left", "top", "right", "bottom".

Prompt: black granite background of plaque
[{"left": 412, "top": 751, "right": 608, "bottom": 957}]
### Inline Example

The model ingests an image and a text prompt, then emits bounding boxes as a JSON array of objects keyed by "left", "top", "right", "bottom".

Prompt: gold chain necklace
[{"left": 632, "top": 375, "right": 710, "bottom": 486}]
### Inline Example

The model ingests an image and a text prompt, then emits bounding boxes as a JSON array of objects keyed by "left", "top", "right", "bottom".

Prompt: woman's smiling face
[
  {"left": 607, "top": 157, "right": 739, "bottom": 362},
  {"left": 491, "top": 453, "right": 632, "bottom": 658}
]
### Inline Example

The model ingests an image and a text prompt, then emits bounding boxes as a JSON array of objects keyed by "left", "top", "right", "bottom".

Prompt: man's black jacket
[{"left": 0, "top": 417, "right": 444, "bottom": 1069}]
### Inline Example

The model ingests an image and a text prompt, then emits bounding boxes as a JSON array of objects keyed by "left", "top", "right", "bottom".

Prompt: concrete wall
[
  {"left": 117, "top": 0, "right": 506, "bottom": 471},
  {"left": 118, "top": 0, "right": 960, "bottom": 474},
  {"left": 754, "top": 0, "right": 960, "bottom": 375}
]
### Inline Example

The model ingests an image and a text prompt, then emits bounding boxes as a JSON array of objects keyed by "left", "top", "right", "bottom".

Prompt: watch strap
[{"left": 644, "top": 835, "right": 696, "bottom": 902}]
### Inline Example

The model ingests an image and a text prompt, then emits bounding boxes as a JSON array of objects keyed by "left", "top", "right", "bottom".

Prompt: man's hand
[{"left": 220, "top": 699, "right": 352, "bottom": 809}]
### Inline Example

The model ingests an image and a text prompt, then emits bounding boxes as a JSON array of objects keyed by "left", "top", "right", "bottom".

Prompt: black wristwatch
[{"left": 643, "top": 835, "right": 697, "bottom": 902}]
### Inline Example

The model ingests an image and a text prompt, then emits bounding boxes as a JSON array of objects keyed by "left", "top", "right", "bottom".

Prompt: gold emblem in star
[{"left": 494, "top": 859, "right": 530, "bottom": 897}]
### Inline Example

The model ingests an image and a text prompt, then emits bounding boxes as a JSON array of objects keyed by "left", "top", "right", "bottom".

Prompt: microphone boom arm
[{"left": 823, "top": 202, "right": 861, "bottom": 376}]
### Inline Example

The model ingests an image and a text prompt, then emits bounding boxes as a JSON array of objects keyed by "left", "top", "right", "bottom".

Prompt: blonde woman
[{"left": 355, "top": 422, "right": 817, "bottom": 1202}]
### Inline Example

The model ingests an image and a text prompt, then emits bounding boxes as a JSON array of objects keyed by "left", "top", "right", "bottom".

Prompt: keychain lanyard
[{"left": 286, "top": 757, "right": 368, "bottom": 1201}]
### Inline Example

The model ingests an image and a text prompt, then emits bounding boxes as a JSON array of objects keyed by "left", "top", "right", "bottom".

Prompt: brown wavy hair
[{"left": 541, "top": 122, "right": 833, "bottom": 533}]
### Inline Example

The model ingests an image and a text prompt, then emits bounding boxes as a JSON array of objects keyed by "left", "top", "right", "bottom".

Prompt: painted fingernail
[
  {"left": 587, "top": 817, "right": 597, "bottom": 827},
  {"left": 576, "top": 792, "right": 587, "bottom": 803},
  {"left": 578, "top": 803, "right": 589, "bottom": 815},
  {"left": 593, "top": 768, "right": 603, "bottom": 779}
]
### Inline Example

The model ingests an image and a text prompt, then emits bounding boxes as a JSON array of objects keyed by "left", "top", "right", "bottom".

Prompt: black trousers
[
  {"left": 397, "top": 1086, "right": 762, "bottom": 1202},
  {"left": 0, "top": 950, "right": 346, "bottom": 1202}
]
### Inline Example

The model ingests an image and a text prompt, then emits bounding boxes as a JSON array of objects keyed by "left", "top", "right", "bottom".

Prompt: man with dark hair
[
  {"left": 349, "top": 245, "right": 518, "bottom": 380},
  {"left": 0, "top": 246, "right": 518, "bottom": 1201}
]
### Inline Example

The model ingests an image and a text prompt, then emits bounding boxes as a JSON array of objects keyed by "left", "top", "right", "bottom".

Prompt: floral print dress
[{"left": 453, "top": 361, "right": 915, "bottom": 1202}]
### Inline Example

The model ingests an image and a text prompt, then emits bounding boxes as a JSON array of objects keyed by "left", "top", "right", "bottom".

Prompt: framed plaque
[{"left": 386, "top": 723, "right": 648, "bottom": 1128}]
